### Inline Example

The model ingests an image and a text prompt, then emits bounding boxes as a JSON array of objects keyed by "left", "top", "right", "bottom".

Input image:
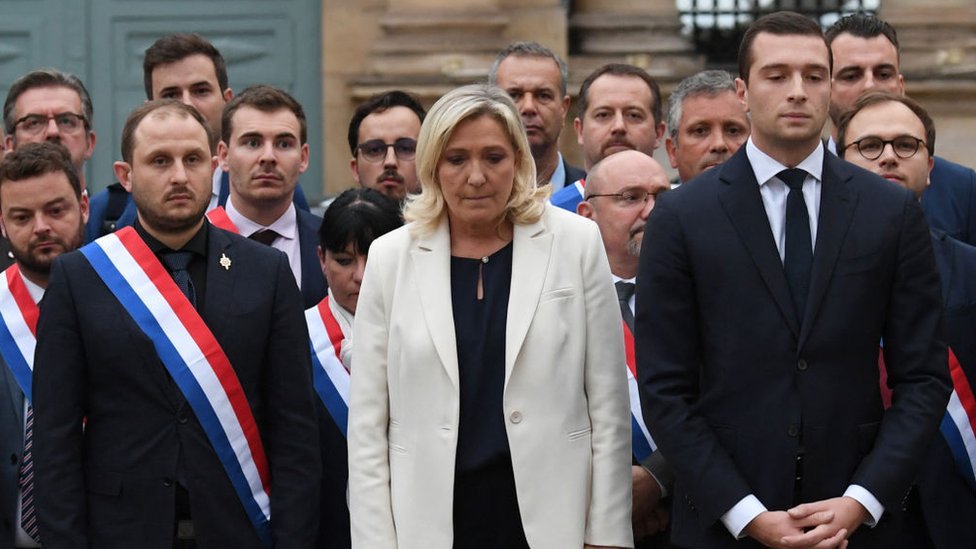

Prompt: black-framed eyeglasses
[
  {"left": 585, "top": 187, "right": 658, "bottom": 207},
  {"left": 845, "top": 135, "right": 926, "bottom": 161},
  {"left": 357, "top": 138, "right": 417, "bottom": 163},
  {"left": 14, "top": 113, "right": 88, "bottom": 136}
]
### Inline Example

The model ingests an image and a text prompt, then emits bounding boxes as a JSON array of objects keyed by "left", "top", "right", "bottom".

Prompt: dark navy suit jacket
[
  {"left": 636, "top": 146, "right": 951, "bottom": 548},
  {"left": 912, "top": 230, "right": 976, "bottom": 548},
  {"left": 296, "top": 208, "right": 328, "bottom": 309},
  {"left": 921, "top": 156, "right": 976, "bottom": 247}
]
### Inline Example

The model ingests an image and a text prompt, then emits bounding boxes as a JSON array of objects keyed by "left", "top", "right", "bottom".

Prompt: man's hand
[
  {"left": 632, "top": 465, "right": 669, "bottom": 540},
  {"left": 744, "top": 509, "right": 837, "bottom": 549},
  {"left": 780, "top": 496, "right": 868, "bottom": 548}
]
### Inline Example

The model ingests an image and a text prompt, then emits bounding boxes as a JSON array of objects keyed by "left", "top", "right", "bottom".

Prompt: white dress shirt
[
  {"left": 225, "top": 198, "right": 303, "bottom": 288},
  {"left": 548, "top": 153, "right": 569, "bottom": 192},
  {"left": 720, "top": 138, "right": 884, "bottom": 539}
]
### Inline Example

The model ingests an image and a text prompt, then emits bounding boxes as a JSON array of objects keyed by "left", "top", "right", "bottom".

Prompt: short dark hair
[
  {"left": 143, "top": 33, "right": 229, "bottom": 100},
  {"left": 3, "top": 69, "right": 94, "bottom": 134},
  {"left": 825, "top": 13, "right": 899, "bottom": 57},
  {"left": 738, "top": 11, "right": 831, "bottom": 84},
  {"left": 0, "top": 142, "right": 82, "bottom": 200},
  {"left": 120, "top": 99, "right": 212, "bottom": 163},
  {"left": 222, "top": 85, "right": 307, "bottom": 144},
  {"left": 347, "top": 91, "right": 426, "bottom": 155},
  {"left": 577, "top": 64, "right": 662, "bottom": 126},
  {"left": 488, "top": 41, "right": 569, "bottom": 97},
  {"left": 837, "top": 91, "right": 935, "bottom": 158},
  {"left": 318, "top": 188, "right": 403, "bottom": 255}
]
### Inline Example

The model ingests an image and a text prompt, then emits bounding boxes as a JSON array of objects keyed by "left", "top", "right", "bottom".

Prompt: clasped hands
[{"left": 744, "top": 496, "right": 869, "bottom": 549}]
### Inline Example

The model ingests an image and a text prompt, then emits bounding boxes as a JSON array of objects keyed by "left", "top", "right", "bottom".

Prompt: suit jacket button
[
  {"left": 178, "top": 410, "right": 189, "bottom": 424},
  {"left": 787, "top": 424, "right": 799, "bottom": 437},
  {"left": 162, "top": 477, "right": 174, "bottom": 487},
  {"left": 9, "top": 453, "right": 16, "bottom": 465},
  {"left": 509, "top": 411, "right": 522, "bottom": 424},
  {"left": 797, "top": 359, "right": 808, "bottom": 371}
]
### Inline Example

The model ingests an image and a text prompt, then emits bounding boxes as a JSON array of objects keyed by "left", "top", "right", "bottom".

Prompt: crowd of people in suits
[{"left": 0, "top": 8, "right": 972, "bottom": 549}]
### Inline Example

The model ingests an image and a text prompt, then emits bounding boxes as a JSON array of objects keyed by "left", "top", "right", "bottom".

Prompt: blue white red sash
[
  {"left": 0, "top": 265, "right": 39, "bottom": 402},
  {"left": 623, "top": 320, "right": 655, "bottom": 462},
  {"left": 80, "top": 227, "right": 272, "bottom": 546},
  {"left": 940, "top": 347, "right": 976, "bottom": 490},
  {"left": 206, "top": 206, "right": 239, "bottom": 234},
  {"left": 549, "top": 178, "right": 586, "bottom": 212},
  {"left": 305, "top": 297, "right": 349, "bottom": 437}
]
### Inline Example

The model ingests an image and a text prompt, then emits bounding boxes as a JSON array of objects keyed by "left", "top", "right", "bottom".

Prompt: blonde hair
[{"left": 403, "top": 84, "right": 547, "bottom": 235}]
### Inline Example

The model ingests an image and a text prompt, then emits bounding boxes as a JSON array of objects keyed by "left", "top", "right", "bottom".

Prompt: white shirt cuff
[
  {"left": 844, "top": 485, "right": 884, "bottom": 526},
  {"left": 721, "top": 494, "right": 767, "bottom": 539}
]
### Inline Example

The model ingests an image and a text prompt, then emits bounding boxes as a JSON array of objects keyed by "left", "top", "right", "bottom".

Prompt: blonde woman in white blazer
[{"left": 348, "top": 84, "right": 633, "bottom": 549}]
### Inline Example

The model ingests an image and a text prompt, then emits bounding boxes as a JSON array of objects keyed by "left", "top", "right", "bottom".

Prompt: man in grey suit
[{"left": 0, "top": 142, "right": 89, "bottom": 548}]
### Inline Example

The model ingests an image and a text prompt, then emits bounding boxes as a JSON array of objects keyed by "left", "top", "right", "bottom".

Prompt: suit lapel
[
  {"left": 411, "top": 219, "right": 460, "bottom": 390},
  {"left": 504, "top": 215, "right": 551, "bottom": 385},
  {"left": 202, "top": 224, "right": 237, "bottom": 338},
  {"left": 798, "top": 155, "right": 856, "bottom": 348},
  {"left": 297, "top": 210, "right": 327, "bottom": 306},
  {"left": 718, "top": 150, "right": 801, "bottom": 338},
  {"left": 0, "top": 361, "right": 23, "bottom": 425}
]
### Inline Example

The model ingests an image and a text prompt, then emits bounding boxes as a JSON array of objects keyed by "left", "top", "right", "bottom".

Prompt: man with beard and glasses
[
  {"left": 550, "top": 63, "right": 665, "bottom": 212},
  {"left": 32, "top": 99, "right": 320, "bottom": 549},
  {"left": 216, "top": 85, "right": 326, "bottom": 308},
  {"left": 577, "top": 149, "right": 674, "bottom": 549},
  {"left": 348, "top": 90, "right": 425, "bottom": 204},
  {"left": 0, "top": 142, "right": 88, "bottom": 548}
]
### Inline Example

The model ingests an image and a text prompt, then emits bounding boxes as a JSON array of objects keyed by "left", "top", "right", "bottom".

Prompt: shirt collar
[
  {"left": 745, "top": 137, "right": 824, "bottom": 187},
  {"left": 549, "top": 153, "right": 567, "bottom": 190},
  {"left": 20, "top": 270, "right": 45, "bottom": 304},
  {"left": 611, "top": 273, "right": 636, "bottom": 284},
  {"left": 225, "top": 198, "right": 298, "bottom": 241},
  {"left": 133, "top": 218, "right": 209, "bottom": 257}
]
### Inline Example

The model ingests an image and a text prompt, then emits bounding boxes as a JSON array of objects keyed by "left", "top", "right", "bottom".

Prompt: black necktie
[
  {"left": 249, "top": 229, "right": 279, "bottom": 246},
  {"left": 779, "top": 168, "right": 812, "bottom": 323},
  {"left": 615, "top": 281, "right": 635, "bottom": 332},
  {"left": 162, "top": 251, "right": 196, "bottom": 307}
]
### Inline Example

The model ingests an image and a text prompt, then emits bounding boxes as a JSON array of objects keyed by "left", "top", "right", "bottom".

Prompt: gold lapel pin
[{"left": 219, "top": 253, "right": 232, "bottom": 271}]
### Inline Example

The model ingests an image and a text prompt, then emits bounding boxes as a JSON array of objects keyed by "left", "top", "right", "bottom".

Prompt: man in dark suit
[
  {"left": 837, "top": 90, "right": 976, "bottom": 548},
  {"left": 825, "top": 13, "right": 976, "bottom": 246},
  {"left": 86, "top": 33, "right": 309, "bottom": 241},
  {"left": 637, "top": 12, "right": 950, "bottom": 549},
  {"left": 33, "top": 100, "right": 321, "bottom": 549},
  {"left": 0, "top": 143, "right": 88, "bottom": 548},
  {"left": 489, "top": 41, "right": 585, "bottom": 190},
  {"left": 217, "top": 85, "right": 326, "bottom": 308}
]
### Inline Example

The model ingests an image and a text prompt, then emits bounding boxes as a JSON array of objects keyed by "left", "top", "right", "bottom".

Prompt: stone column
[{"left": 568, "top": 0, "right": 703, "bottom": 83}]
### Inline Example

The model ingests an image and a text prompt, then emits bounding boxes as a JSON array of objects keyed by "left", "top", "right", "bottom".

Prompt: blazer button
[
  {"left": 162, "top": 477, "right": 174, "bottom": 487},
  {"left": 509, "top": 411, "right": 523, "bottom": 424},
  {"left": 787, "top": 424, "right": 799, "bottom": 437},
  {"left": 797, "top": 359, "right": 808, "bottom": 371}
]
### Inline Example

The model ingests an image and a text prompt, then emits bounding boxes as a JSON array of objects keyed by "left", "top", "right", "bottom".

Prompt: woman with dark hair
[{"left": 305, "top": 187, "right": 402, "bottom": 549}]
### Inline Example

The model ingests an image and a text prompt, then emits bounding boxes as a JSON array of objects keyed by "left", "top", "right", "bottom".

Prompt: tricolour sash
[
  {"left": 206, "top": 206, "right": 239, "bottom": 234},
  {"left": 623, "top": 320, "right": 655, "bottom": 462},
  {"left": 0, "top": 265, "right": 39, "bottom": 401},
  {"left": 940, "top": 347, "right": 976, "bottom": 490},
  {"left": 549, "top": 178, "right": 586, "bottom": 213},
  {"left": 305, "top": 297, "right": 349, "bottom": 437},
  {"left": 80, "top": 227, "right": 271, "bottom": 546}
]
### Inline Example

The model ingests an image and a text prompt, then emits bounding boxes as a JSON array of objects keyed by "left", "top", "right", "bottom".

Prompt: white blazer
[{"left": 348, "top": 204, "right": 633, "bottom": 549}]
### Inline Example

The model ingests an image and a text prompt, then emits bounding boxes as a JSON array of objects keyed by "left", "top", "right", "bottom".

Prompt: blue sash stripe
[
  {"left": 0, "top": 321, "right": 32, "bottom": 402},
  {"left": 309, "top": 341, "right": 349, "bottom": 437},
  {"left": 81, "top": 243, "right": 273, "bottom": 546},
  {"left": 632, "top": 415, "right": 653, "bottom": 462},
  {"left": 940, "top": 410, "right": 976, "bottom": 491}
]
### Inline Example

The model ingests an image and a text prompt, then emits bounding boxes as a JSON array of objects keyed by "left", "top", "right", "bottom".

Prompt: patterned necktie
[
  {"left": 19, "top": 404, "right": 40, "bottom": 543},
  {"left": 615, "top": 281, "right": 636, "bottom": 332},
  {"left": 161, "top": 251, "right": 196, "bottom": 306},
  {"left": 779, "top": 168, "right": 812, "bottom": 324},
  {"left": 249, "top": 229, "right": 279, "bottom": 246}
]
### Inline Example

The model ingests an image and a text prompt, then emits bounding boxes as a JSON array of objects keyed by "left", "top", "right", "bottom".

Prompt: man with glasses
[
  {"left": 837, "top": 90, "right": 976, "bottom": 548},
  {"left": 348, "top": 90, "right": 425, "bottom": 204},
  {"left": 3, "top": 70, "right": 96, "bottom": 194},
  {"left": 577, "top": 149, "right": 673, "bottom": 549}
]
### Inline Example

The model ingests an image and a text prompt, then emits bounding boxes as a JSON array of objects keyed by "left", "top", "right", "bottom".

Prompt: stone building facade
[{"left": 320, "top": 0, "right": 976, "bottom": 196}]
